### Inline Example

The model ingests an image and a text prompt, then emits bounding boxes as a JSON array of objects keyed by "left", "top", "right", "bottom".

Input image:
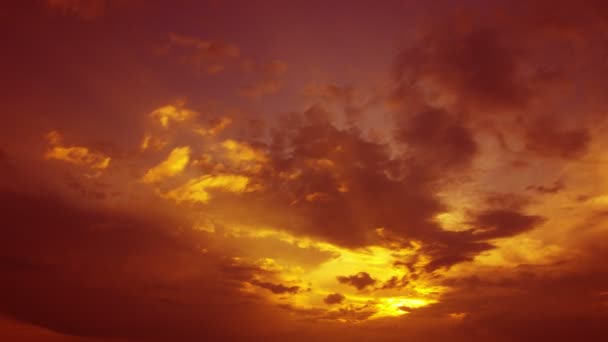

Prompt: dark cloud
[
  {"left": 428, "top": 251, "right": 608, "bottom": 342},
  {"left": 323, "top": 293, "right": 345, "bottom": 305},
  {"left": 526, "top": 180, "right": 565, "bottom": 194},
  {"left": 220, "top": 106, "right": 446, "bottom": 248},
  {"left": 337, "top": 272, "right": 376, "bottom": 291},
  {"left": 0, "top": 190, "right": 294, "bottom": 341},
  {"left": 201, "top": 105, "right": 547, "bottom": 273},
  {"left": 483, "top": 193, "right": 532, "bottom": 211},
  {"left": 391, "top": 0, "right": 608, "bottom": 168},
  {"left": 395, "top": 108, "right": 477, "bottom": 172},
  {"left": 420, "top": 207, "right": 545, "bottom": 272},
  {"left": 250, "top": 280, "right": 300, "bottom": 295},
  {"left": 525, "top": 117, "right": 590, "bottom": 159},
  {"left": 393, "top": 25, "right": 527, "bottom": 112},
  {"left": 471, "top": 209, "right": 545, "bottom": 239},
  {"left": 380, "top": 276, "right": 408, "bottom": 290}
]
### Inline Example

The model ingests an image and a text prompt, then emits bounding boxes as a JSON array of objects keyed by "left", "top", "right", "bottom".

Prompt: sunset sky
[{"left": 2, "top": 1, "right": 608, "bottom": 341}]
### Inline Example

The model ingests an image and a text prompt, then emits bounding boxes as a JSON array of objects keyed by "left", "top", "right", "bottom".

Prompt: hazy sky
[{"left": 1, "top": 1, "right": 608, "bottom": 341}]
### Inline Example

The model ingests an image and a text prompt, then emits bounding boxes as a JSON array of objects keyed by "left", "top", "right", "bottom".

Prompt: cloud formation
[{"left": 3, "top": 0, "right": 608, "bottom": 341}]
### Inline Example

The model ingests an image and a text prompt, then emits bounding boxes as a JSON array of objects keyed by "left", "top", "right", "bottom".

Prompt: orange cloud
[
  {"left": 163, "top": 174, "right": 252, "bottom": 204},
  {"left": 44, "top": 131, "right": 110, "bottom": 171},
  {"left": 142, "top": 146, "right": 190, "bottom": 183},
  {"left": 149, "top": 101, "right": 197, "bottom": 128}
]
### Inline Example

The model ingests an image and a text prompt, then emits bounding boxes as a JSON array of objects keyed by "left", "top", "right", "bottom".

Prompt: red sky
[{"left": 1, "top": 1, "right": 608, "bottom": 341}]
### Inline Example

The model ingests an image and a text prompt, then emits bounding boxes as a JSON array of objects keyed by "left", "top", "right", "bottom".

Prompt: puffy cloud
[{"left": 324, "top": 293, "right": 345, "bottom": 305}]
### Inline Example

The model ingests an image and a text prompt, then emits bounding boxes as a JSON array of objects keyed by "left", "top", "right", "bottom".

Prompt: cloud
[
  {"left": 337, "top": 272, "right": 376, "bottom": 290},
  {"left": 149, "top": 101, "right": 197, "bottom": 128},
  {"left": 526, "top": 180, "right": 565, "bottom": 194},
  {"left": 0, "top": 190, "right": 296, "bottom": 341},
  {"left": 390, "top": 0, "right": 607, "bottom": 169},
  {"left": 142, "top": 146, "right": 191, "bottom": 184},
  {"left": 395, "top": 108, "right": 477, "bottom": 172},
  {"left": 163, "top": 174, "right": 253, "bottom": 204},
  {"left": 470, "top": 209, "right": 545, "bottom": 240},
  {"left": 393, "top": 25, "right": 527, "bottom": 113},
  {"left": 193, "top": 117, "right": 232, "bottom": 137},
  {"left": 250, "top": 280, "right": 300, "bottom": 294},
  {"left": 8, "top": 0, "right": 608, "bottom": 339},
  {"left": 324, "top": 293, "right": 345, "bottom": 305},
  {"left": 525, "top": 117, "right": 591, "bottom": 159},
  {"left": 44, "top": 131, "right": 111, "bottom": 172}
]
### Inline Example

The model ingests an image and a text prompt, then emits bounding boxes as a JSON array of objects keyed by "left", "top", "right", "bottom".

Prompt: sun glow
[{"left": 203, "top": 224, "right": 444, "bottom": 321}]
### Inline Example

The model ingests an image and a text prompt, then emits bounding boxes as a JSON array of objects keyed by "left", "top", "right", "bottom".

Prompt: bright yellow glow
[
  {"left": 164, "top": 174, "right": 251, "bottom": 203},
  {"left": 370, "top": 297, "right": 436, "bottom": 318},
  {"left": 208, "top": 224, "right": 443, "bottom": 320},
  {"left": 589, "top": 194, "right": 608, "bottom": 206},
  {"left": 434, "top": 211, "right": 468, "bottom": 232},
  {"left": 150, "top": 102, "right": 196, "bottom": 128},
  {"left": 142, "top": 146, "right": 191, "bottom": 183},
  {"left": 217, "top": 139, "right": 267, "bottom": 173},
  {"left": 221, "top": 139, "right": 265, "bottom": 161}
]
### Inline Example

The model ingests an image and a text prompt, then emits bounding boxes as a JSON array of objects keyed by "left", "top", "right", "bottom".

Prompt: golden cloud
[
  {"left": 43, "top": 131, "right": 110, "bottom": 171},
  {"left": 163, "top": 174, "right": 252, "bottom": 204},
  {"left": 142, "top": 146, "right": 191, "bottom": 183}
]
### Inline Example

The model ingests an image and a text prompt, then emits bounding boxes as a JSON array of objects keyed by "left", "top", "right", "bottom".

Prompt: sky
[{"left": 1, "top": 0, "right": 608, "bottom": 341}]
